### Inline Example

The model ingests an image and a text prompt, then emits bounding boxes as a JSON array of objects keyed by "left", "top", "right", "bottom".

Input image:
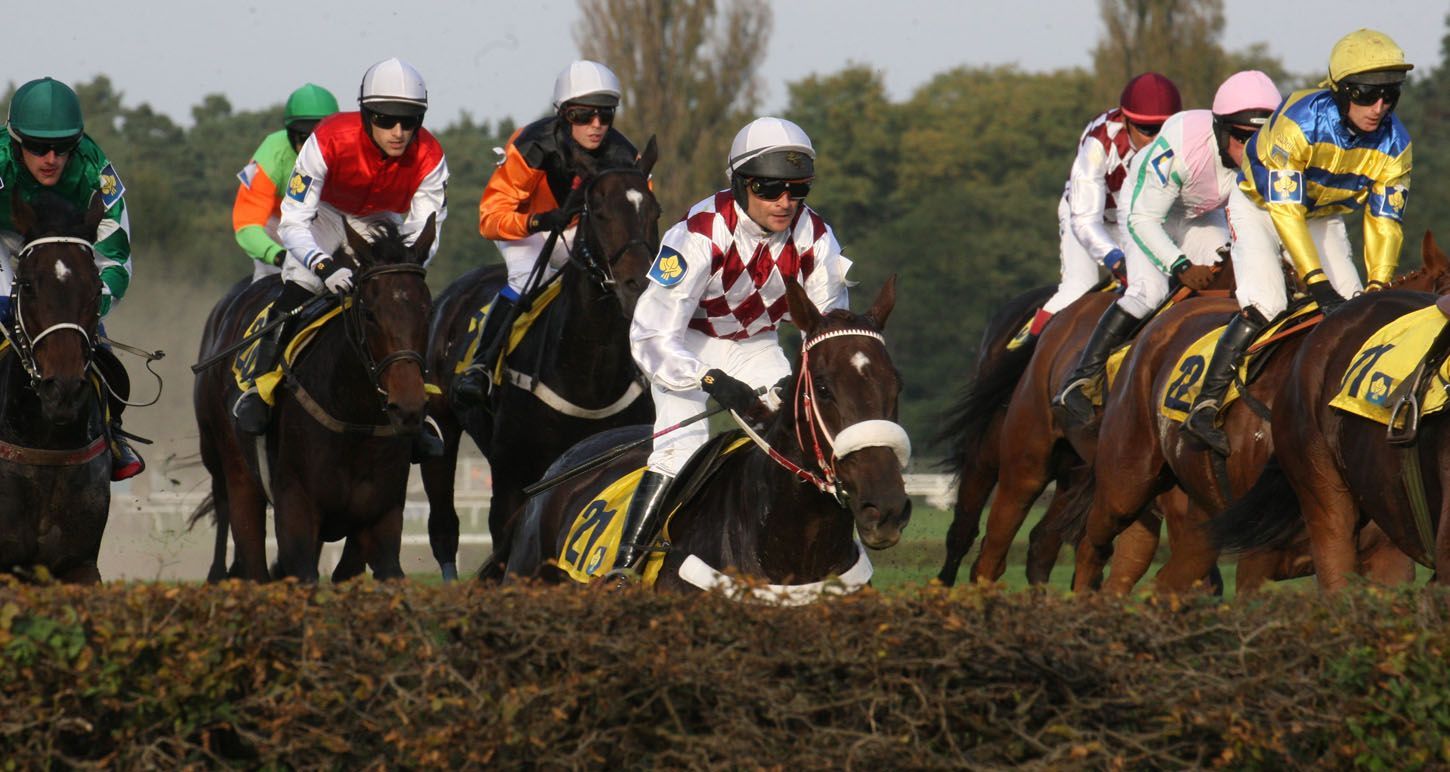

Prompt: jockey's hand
[
  {"left": 314, "top": 259, "right": 355, "bottom": 295},
  {"left": 701, "top": 369, "right": 759, "bottom": 415},
  {"left": 1104, "top": 248, "right": 1128, "bottom": 286},
  {"left": 271, "top": 249, "right": 288, "bottom": 267},
  {"left": 1307, "top": 280, "right": 1345, "bottom": 313},
  {"left": 529, "top": 208, "right": 570, "bottom": 234},
  {"left": 1365, "top": 280, "right": 1388, "bottom": 292},
  {"left": 1171, "top": 257, "right": 1215, "bottom": 291}
]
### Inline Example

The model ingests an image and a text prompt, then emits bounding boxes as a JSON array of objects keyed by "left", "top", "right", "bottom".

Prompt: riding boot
[
  {"left": 454, "top": 293, "right": 519, "bottom": 406},
  {"left": 234, "top": 281, "right": 312, "bottom": 435},
  {"left": 609, "top": 470, "right": 674, "bottom": 574},
  {"left": 410, "top": 415, "right": 445, "bottom": 463},
  {"left": 1183, "top": 310, "right": 1267, "bottom": 456},
  {"left": 1054, "top": 303, "right": 1141, "bottom": 427},
  {"left": 109, "top": 419, "right": 144, "bottom": 482}
]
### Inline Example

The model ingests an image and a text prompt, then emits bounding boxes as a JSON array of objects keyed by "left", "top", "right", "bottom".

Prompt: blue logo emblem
[
  {"left": 237, "top": 160, "right": 258, "bottom": 187},
  {"left": 98, "top": 164, "right": 125, "bottom": 208},
  {"left": 648, "top": 246, "right": 688, "bottom": 287},
  {"left": 1150, "top": 148, "right": 1175, "bottom": 185},
  {"left": 1366, "top": 372, "right": 1395, "bottom": 406},
  {"left": 1267, "top": 170, "right": 1302, "bottom": 204},
  {"left": 286, "top": 172, "right": 313, "bottom": 202},
  {"left": 1375, "top": 185, "right": 1408, "bottom": 221}
]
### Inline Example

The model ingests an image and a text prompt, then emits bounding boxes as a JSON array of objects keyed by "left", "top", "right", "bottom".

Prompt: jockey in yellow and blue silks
[{"left": 1183, "top": 29, "right": 1413, "bottom": 455}]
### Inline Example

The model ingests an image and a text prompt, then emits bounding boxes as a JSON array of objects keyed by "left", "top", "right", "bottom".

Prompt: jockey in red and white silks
[{"left": 630, "top": 189, "right": 851, "bottom": 476}]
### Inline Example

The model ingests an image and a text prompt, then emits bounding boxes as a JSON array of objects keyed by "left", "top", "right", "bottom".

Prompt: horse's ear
[
  {"left": 10, "top": 188, "right": 35, "bottom": 238},
  {"left": 1423, "top": 230, "right": 1449, "bottom": 274},
  {"left": 410, "top": 213, "right": 437, "bottom": 264},
  {"left": 785, "top": 278, "right": 822, "bottom": 337},
  {"left": 83, "top": 192, "right": 106, "bottom": 243},
  {"left": 637, "top": 135, "right": 659, "bottom": 177},
  {"left": 344, "top": 220, "right": 372, "bottom": 268},
  {"left": 865, "top": 275, "right": 897, "bottom": 330}
]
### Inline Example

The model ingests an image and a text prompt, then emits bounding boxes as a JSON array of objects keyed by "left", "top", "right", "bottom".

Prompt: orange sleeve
[
  {"left": 232, "top": 167, "right": 280, "bottom": 231},
  {"left": 479, "top": 137, "right": 560, "bottom": 241}
]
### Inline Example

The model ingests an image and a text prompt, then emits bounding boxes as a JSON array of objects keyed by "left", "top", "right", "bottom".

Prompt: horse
[
  {"left": 0, "top": 191, "right": 110, "bottom": 583},
  {"left": 1070, "top": 235, "right": 1450, "bottom": 594},
  {"left": 503, "top": 278, "right": 912, "bottom": 594},
  {"left": 1210, "top": 234, "right": 1450, "bottom": 592},
  {"left": 421, "top": 139, "right": 660, "bottom": 580},
  {"left": 193, "top": 216, "right": 436, "bottom": 582}
]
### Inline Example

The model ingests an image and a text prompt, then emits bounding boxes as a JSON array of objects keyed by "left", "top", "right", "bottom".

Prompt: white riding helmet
[
  {"left": 552, "top": 61, "right": 622, "bottom": 109},
  {"left": 726, "top": 117, "right": 815, "bottom": 180},
  {"left": 359, "top": 57, "right": 428, "bottom": 117}
]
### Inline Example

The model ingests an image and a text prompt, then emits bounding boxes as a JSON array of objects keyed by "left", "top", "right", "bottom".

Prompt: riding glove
[
  {"left": 1171, "top": 257, "right": 1215, "bottom": 291},
  {"left": 1306, "top": 280, "right": 1345, "bottom": 313},
  {"left": 1103, "top": 248, "right": 1128, "bottom": 285},
  {"left": 701, "top": 369, "right": 759, "bottom": 414},
  {"left": 529, "top": 208, "right": 570, "bottom": 234},
  {"left": 271, "top": 249, "right": 288, "bottom": 267},
  {"left": 314, "top": 259, "right": 355, "bottom": 295}
]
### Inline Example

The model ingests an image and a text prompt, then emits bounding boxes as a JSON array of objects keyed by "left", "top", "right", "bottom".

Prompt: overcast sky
[{"left": 8, "top": 1, "right": 1447, "bottom": 129}]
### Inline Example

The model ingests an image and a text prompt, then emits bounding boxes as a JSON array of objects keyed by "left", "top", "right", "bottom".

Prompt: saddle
[
  {"left": 555, "top": 431, "right": 753, "bottom": 584},
  {"left": 452, "top": 279, "right": 563, "bottom": 394},
  {"left": 231, "top": 300, "right": 345, "bottom": 407}
]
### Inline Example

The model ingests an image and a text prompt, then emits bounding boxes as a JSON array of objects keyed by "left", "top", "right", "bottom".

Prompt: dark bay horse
[
  {"left": 0, "top": 192, "right": 110, "bottom": 582},
  {"left": 1072, "top": 238, "right": 1450, "bottom": 594},
  {"left": 504, "top": 279, "right": 912, "bottom": 594},
  {"left": 1212, "top": 235, "right": 1450, "bottom": 591},
  {"left": 422, "top": 139, "right": 660, "bottom": 580},
  {"left": 193, "top": 217, "right": 436, "bottom": 582}
]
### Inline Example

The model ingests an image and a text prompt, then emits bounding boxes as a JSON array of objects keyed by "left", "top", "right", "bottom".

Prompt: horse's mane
[
  {"left": 351, "top": 221, "right": 411, "bottom": 264},
  {"left": 26, "top": 190, "right": 87, "bottom": 239}
]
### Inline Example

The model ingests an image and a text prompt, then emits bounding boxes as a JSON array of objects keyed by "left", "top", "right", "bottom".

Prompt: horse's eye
[{"left": 814, "top": 382, "right": 833, "bottom": 401}]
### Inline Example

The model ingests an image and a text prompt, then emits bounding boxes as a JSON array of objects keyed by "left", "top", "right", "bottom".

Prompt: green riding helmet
[
  {"left": 6, "top": 77, "right": 84, "bottom": 141},
  {"left": 284, "top": 83, "right": 339, "bottom": 127}
]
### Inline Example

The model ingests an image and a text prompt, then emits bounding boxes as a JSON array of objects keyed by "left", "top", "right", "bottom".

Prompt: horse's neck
[
  {"left": 292, "top": 323, "right": 378, "bottom": 420},
  {"left": 547, "top": 266, "right": 636, "bottom": 379}
]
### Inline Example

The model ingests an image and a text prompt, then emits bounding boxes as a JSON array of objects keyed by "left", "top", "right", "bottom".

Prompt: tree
[{"left": 575, "top": 0, "right": 772, "bottom": 220}]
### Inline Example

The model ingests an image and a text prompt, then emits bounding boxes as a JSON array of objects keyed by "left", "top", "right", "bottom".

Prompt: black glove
[
  {"left": 271, "top": 249, "right": 288, "bottom": 267},
  {"left": 701, "top": 369, "right": 760, "bottom": 414},
  {"left": 1307, "top": 280, "right": 1345, "bottom": 313},
  {"left": 529, "top": 208, "right": 570, "bottom": 234}
]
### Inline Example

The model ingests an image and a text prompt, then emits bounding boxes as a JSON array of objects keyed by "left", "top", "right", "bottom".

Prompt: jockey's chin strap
[
  {"left": 3, "top": 236, "right": 99, "bottom": 386},
  {"left": 732, "top": 327, "right": 911, "bottom": 507}
]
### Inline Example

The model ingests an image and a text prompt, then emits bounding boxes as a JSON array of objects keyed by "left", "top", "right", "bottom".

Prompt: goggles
[
  {"left": 1225, "top": 124, "right": 1258, "bottom": 142},
  {"left": 748, "top": 177, "right": 813, "bottom": 201},
  {"left": 368, "top": 112, "right": 421, "bottom": 131},
  {"left": 17, "top": 136, "right": 79, "bottom": 158},
  {"left": 562, "top": 105, "right": 616, "bottom": 126},
  {"left": 1341, "top": 81, "right": 1401, "bottom": 107},
  {"left": 1128, "top": 120, "right": 1163, "bottom": 137}
]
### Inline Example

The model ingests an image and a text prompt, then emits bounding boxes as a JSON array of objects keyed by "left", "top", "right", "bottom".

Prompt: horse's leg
[
  {"left": 937, "top": 458, "right": 995, "bottom": 586},
  {"left": 332, "top": 536, "right": 368, "bottom": 583},
  {"left": 1102, "top": 509, "right": 1162, "bottom": 594},
  {"left": 222, "top": 456, "right": 270, "bottom": 582},
  {"left": 56, "top": 562, "right": 101, "bottom": 585},
  {"left": 421, "top": 408, "right": 463, "bottom": 581},
  {"left": 1071, "top": 460, "right": 1163, "bottom": 593},
  {"left": 273, "top": 484, "right": 321, "bottom": 583},
  {"left": 969, "top": 438, "right": 1051, "bottom": 583},
  {"left": 367, "top": 508, "right": 406, "bottom": 581},
  {"left": 1358, "top": 522, "right": 1415, "bottom": 585},
  {"left": 1024, "top": 483, "right": 1071, "bottom": 585},
  {"left": 1151, "top": 499, "right": 1221, "bottom": 594}
]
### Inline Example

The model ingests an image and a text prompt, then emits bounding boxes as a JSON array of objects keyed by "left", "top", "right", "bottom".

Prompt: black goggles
[
  {"left": 17, "top": 136, "right": 79, "bottom": 157},
  {"left": 1128, "top": 120, "right": 1163, "bottom": 137},
  {"left": 1225, "top": 124, "right": 1258, "bottom": 142},
  {"left": 1342, "top": 82, "right": 1401, "bottom": 107},
  {"left": 368, "top": 112, "right": 422, "bottom": 131},
  {"left": 562, "top": 105, "right": 616, "bottom": 126},
  {"left": 748, "top": 177, "right": 813, "bottom": 201}
]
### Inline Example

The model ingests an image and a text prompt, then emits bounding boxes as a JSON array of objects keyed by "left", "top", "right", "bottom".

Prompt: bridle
[
  {"left": 566, "top": 166, "right": 656, "bottom": 291},
  {"left": 339, "top": 261, "right": 429, "bottom": 399},
  {"left": 2, "top": 236, "right": 98, "bottom": 388},
  {"left": 736, "top": 326, "right": 911, "bottom": 506}
]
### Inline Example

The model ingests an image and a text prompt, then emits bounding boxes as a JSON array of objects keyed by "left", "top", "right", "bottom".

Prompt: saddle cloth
[
  {"left": 451, "top": 280, "right": 563, "bottom": 384},
  {"left": 1329, "top": 305, "right": 1450, "bottom": 426},
  {"left": 1157, "top": 302, "right": 1323, "bottom": 422},
  {"left": 232, "top": 302, "right": 345, "bottom": 406}
]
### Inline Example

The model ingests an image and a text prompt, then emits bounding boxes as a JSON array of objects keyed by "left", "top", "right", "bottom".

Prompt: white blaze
[
  {"left": 54, "top": 259, "right": 71, "bottom": 282},
  {"left": 850, "top": 351, "right": 870, "bottom": 375}
]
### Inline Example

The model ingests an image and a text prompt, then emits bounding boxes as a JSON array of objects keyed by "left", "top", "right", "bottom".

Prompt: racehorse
[
  {"left": 1072, "top": 236, "right": 1450, "bottom": 593},
  {"left": 421, "top": 139, "right": 660, "bottom": 580},
  {"left": 0, "top": 192, "right": 110, "bottom": 582},
  {"left": 1211, "top": 234, "right": 1450, "bottom": 592},
  {"left": 193, "top": 217, "right": 436, "bottom": 582},
  {"left": 504, "top": 278, "right": 912, "bottom": 594}
]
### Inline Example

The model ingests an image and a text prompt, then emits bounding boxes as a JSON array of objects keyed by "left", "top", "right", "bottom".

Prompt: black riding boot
[
  {"left": 1054, "top": 303, "right": 1141, "bottom": 427},
  {"left": 410, "top": 415, "right": 445, "bottom": 463},
  {"left": 1183, "top": 310, "right": 1267, "bottom": 456},
  {"left": 234, "top": 281, "right": 312, "bottom": 435},
  {"left": 453, "top": 293, "right": 518, "bottom": 406},
  {"left": 609, "top": 470, "right": 673, "bottom": 575},
  {"left": 110, "top": 419, "right": 144, "bottom": 482}
]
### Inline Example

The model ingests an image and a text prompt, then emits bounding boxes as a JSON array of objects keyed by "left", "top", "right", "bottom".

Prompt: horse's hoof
[{"left": 440, "top": 563, "right": 458, "bottom": 582}]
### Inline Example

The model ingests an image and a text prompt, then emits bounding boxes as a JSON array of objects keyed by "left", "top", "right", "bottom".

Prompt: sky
[{"left": 7, "top": 1, "right": 1447, "bottom": 129}]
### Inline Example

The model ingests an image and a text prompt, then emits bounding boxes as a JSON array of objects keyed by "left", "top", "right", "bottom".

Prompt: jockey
[
  {"left": 233, "top": 83, "right": 339, "bottom": 282},
  {"left": 1010, "top": 73, "right": 1181, "bottom": 349},
  {"left": 1055, "top": 71, "right": 1283, "bottom": 426},
  {"left": 1184, "top": 29, "right": 1413, "bottom": 455},
  {"left": 454, "top": 60, "right": 641, "bottom": 405},
  {"left": 611, "top": 116, "right": 853, "bottom": 574},
  {"left": 232, "top": 57, "right": 449, "bottom": 460},
  {"left": 0, "top": 77, "right": 143, "bottom": 480}
]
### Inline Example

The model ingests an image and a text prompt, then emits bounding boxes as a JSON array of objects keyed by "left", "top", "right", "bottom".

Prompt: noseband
[
  {"left": 3, "top": 236, "right": 97, "bottom": 387},
  {"left": 340, "top": 262, "right": 429, "bottom": 397},
  {"left": 567, "top": 166, "right": 656, "bottom": 290}
]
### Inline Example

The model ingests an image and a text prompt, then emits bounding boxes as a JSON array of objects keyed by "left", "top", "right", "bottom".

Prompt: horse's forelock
[
  {"left": 25, "top": 191, "right": 87, "bottom": 240},
  {"left": 357, "top": 221, "right": 413, "bottom": 265}
]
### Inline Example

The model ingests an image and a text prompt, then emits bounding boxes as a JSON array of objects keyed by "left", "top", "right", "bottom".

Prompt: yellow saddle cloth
[
  {"left": 232, "top": 302, "right": 345, "bottom": 407},
  {"left": 452, "top": 281, "right": 563, "bottom": 383},
  {"left": 1329, "top": 305, "right": 1450, "bottom": 426},
  {"left": 1157, "top": 303, "right": 1322, "bottom": 422}
]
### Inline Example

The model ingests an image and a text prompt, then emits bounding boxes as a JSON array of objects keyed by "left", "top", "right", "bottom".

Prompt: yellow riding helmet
[{"left": 1327, "top": 29, "right": 1413, "bottom": 85}]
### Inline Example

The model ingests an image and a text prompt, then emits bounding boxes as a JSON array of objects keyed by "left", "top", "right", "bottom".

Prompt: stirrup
[
  {"left": 410, "top": 416, "right": 446, "bottom": 462},
  {"left": 453, "top": 364, "right": 493, "bottom": 404},
  {"left": 1183, "top": 401, "right": 1229, "bottom": 455},
  {"left": 1386, "top": 393, "right": 1421, "bottom": 446},
  {"left": 233, "top": 389, "right": 270, "bottom": 436},
  {"left": 1054, "top": 376, "right": 1094, "bottom": 407}
]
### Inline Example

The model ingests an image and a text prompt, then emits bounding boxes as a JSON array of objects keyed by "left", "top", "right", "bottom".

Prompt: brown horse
[
  {"left": 0, "top": 192, "right": 110, "bottom": 583},
  {"left": 1211, "top": 237, "right": 1450, "bottom": 591},
  {"left": 193, "top": 217, "right": 435, "bottom": 582},
  {"left": 1071, "top": 237, "right": 1450, "bottom": 593},
  {"left": 504, "top": 279, "right": 911, "bottom": 593},
  {"left": 421, "top": 141, "right": 660, "bottom": 580}
]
